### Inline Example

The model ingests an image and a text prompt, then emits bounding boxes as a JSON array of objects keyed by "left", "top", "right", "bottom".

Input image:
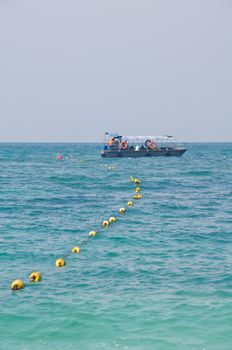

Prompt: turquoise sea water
[{"left": 0, "top": 143, "right": 232, "bottom": 350}]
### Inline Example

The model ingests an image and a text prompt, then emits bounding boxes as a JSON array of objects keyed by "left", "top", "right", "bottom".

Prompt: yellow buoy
[
  {"left": 135, "top": 187, "right": 140, "bottom": 192},
  {"left": 127, "top": 201, "right": 133, "bottom": 206},
  {"left": 102, "top": 220, "right": 110, "bottom": 227},
  {"left": 133, "top": 179, "right": 141, "bottom": 184},
  {"left": 89, "top": 230, "right": 97, "bottom": 237},
  {"left": 56, "top": 258, "right": 65, "bottom": 267},
  {"left": 71, "top": 246, "right": 81, "bottom": 253},
  {"left": 119, "top": 207, "right": 126, "bottom": 214},
  {"left": 109, "top": 216, "right": 117, "bottom": 223},
  {"left": 29, "top": 271, "right": 42, "bottom": 282},
  {"left": 133, "top": 194, "right": 142, "bottom": 199},
  {"left": 11, "top": 279, "right": 24, "bottom": 290}
]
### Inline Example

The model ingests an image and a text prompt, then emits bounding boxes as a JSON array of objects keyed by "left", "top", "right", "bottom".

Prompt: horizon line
[{"left": 0, "top": 140, "right": 231, "bottom": 144}]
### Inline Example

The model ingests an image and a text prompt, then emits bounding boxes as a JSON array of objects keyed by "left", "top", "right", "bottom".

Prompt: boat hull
[{"left": 101, "top": 148, "right": 187, "bottom": 158}]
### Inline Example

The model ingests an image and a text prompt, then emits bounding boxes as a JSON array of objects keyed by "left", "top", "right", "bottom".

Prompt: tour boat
[{"left": 101, "top": 133, "right": 187, "bottom": 158}]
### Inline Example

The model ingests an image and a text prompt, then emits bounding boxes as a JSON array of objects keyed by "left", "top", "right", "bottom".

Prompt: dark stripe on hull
[{"left": 101, "top": 148, "right": 187, "bottom": 158}]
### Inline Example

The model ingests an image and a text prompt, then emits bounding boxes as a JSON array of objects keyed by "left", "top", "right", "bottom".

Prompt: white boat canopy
[{"left": 104, "top": 133, "right": 179, "bottom": 145}]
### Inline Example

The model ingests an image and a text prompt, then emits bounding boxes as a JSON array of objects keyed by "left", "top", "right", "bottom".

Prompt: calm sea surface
[{"left": 0, "top": 143, "right": 232, "bottom": 350}]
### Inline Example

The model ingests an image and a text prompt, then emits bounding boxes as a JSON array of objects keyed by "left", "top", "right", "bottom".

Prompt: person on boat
[
  {"left": 114, "top": 138, "right": 120, "bottom": 150},
  {"left": 108, "top": 138, "right": 115, "bottom": 149}
]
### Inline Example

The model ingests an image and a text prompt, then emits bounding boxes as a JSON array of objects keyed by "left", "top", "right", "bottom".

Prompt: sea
[{"left": 0, "top": 143, "right": 231, "bottom": 350}]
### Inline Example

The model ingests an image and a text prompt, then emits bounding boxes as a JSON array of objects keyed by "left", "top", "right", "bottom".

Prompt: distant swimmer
[{"left": 57, "top": 154, "right": 63, "bottom": 160}]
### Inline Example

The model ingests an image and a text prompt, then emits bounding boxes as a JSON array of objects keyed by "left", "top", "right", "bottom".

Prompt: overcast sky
[{"left": 0, "top": 0, "right": 231, "bottom": 142}]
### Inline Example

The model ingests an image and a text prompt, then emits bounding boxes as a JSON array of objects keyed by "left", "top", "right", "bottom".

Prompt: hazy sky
[{"left": 0, "top": 0, "right": 231, "bottom": 142}]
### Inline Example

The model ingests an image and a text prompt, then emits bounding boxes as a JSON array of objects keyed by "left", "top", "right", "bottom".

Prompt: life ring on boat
[
  {"left": 149, "top": 141, "right": 157, "bottom": 150},
  {"left": 121, "top": 141, "right": 128, "bottom": 150},
  {"left": 145, "top": 139, "right": 157, "bottom": 150},
  {"left": 145, "top": 139, "right": 151, "bottom": 148}
]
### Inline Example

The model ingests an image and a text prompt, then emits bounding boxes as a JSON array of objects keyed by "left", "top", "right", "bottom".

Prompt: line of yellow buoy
[{"left": 10, "top": 176, "right": 143, "bottom": 291}]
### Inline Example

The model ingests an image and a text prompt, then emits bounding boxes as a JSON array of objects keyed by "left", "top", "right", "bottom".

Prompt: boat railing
[{"left": 103, "top": 133, "right": 184, "bottom": 150}]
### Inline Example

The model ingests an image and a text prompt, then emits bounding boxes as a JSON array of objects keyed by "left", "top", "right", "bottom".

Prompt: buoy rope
[{"left": 10, "top": 176, "right": 143, "bottom": 290}]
